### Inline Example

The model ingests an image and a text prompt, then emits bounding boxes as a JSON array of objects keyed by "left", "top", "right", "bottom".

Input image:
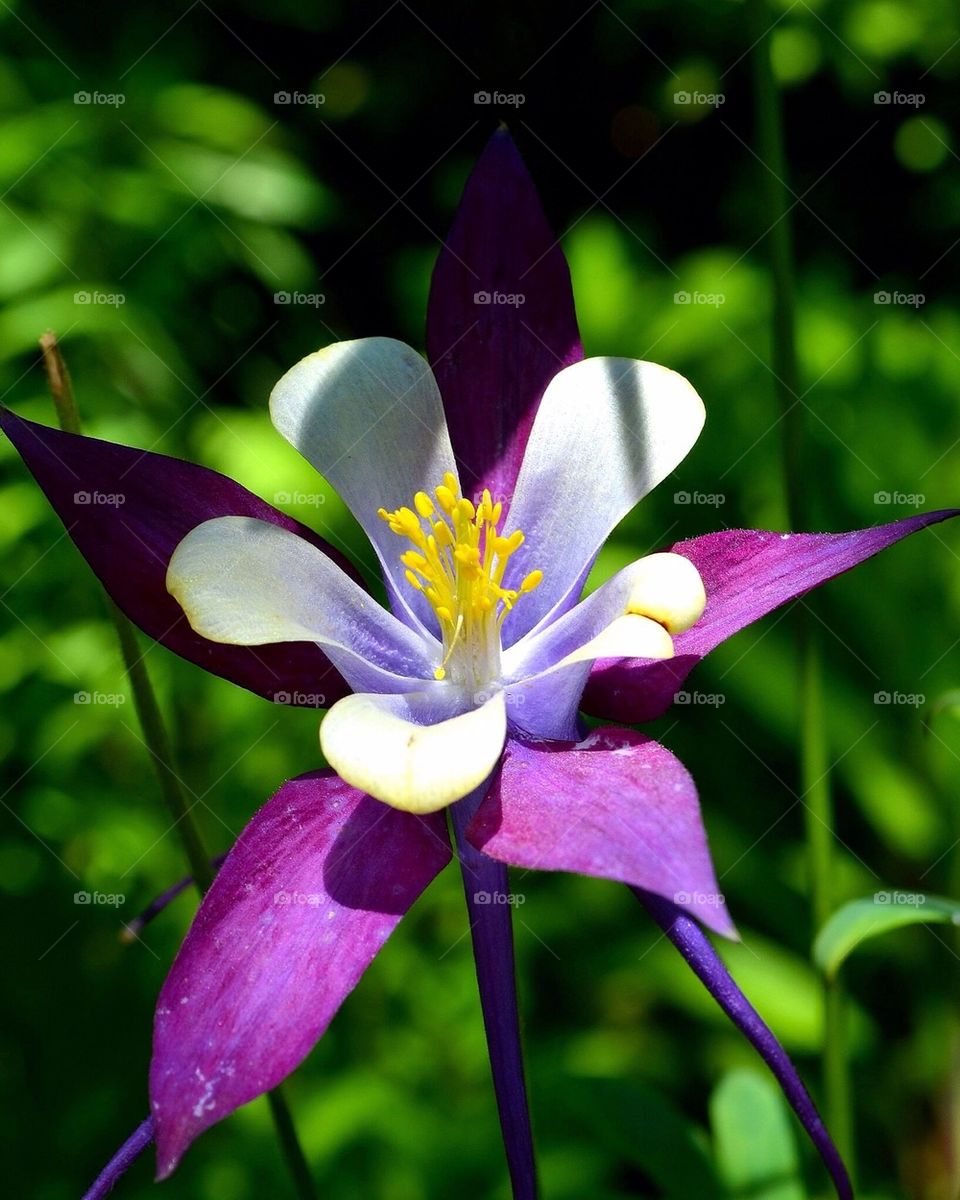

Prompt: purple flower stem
[
  {"left": 81, "top": 1117, "right": 154, "bottom": 1199},
  {"left": 451, "top": 787, "right": 538, "bottom": 1200},
  {"left": 120, "top": 855, "right": 227, "bottom": 943},
  {"left": 637, "top": 888, "right": 853, "bottom": 1200}
]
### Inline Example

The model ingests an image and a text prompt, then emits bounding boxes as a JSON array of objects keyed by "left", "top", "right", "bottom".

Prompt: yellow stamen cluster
[{"left": 378, "top": 473, "right": 543, "bottom": 686}]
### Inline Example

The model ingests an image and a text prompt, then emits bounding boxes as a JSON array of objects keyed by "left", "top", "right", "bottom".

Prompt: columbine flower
[
  {"left": 164, "top": 338, "right": 708, "bottom": 815},
  {"left": 5, "top": 130, "right": 956, "bottom": 1199}
]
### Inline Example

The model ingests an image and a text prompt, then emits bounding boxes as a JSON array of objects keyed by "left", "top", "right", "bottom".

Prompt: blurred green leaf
[
  {"left": 710, "top": 1070, "right": 806, "bottom": 1200},
  {"left": 814, "top": 892, "right": 960, "bottom": 979}
]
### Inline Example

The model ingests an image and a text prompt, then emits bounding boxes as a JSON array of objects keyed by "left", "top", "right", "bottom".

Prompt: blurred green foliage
[{"left": 2, "top": 0, "right": 960, "bottom": 1197}]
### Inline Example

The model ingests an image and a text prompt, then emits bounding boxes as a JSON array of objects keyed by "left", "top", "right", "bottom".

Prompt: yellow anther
[
  {"left": 380, "top": 475, "right": 542, "bottom": 687},
  {"left": 520, "top": 570, "right": 543, "bottom": 593},
  {"left": 414, "top": 491, "right": 435, "bottom": 518},
  {"left": 435, "top": 485, "right": 456, "bottom": 514}
]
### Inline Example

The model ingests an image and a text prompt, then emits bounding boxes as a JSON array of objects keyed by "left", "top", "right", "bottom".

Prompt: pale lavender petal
[
  {"left": 268, "top": 337, "right": 456, "bottom": 636},
  {"left": 638, "top": 890, "right": 852, "bottom": 1200},
  {"left": 500, "top": 358, "right": 705, "bottom": 647},
  {"left": 82, "top": 1117, "right": 154, "bottom": 1200},
  {"left": 167, "top": 515, "right": 439, "bottom": 692},
  {"left": 468, "top": 729, "right": 736, "bottom": 937},
  {"left": 451, "top": 785, "right": 537, "bottom": 1199},
  {"left": 504, "top": 663, "right": 587, "bottom": 741},
  {"left": 1, "top": 409, "right": 354, "bottom": 706},
  {"left": 150, "top": 770, "right": 451, "bottom": 1177},
  {"left": 501, "top": 554, "right": 690, "bottom": 739},
  {"left": 584, "top": 511, "right": 960, "bottom": 723},
  {"left": 426, "top": 129, "right": 582, "bottom": 511},
  {"left": 502, "top": 555, "right": 676, "bottom": 681}
]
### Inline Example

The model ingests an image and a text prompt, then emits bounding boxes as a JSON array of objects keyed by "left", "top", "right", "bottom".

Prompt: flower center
[{"left": 378, "top": 473, "right": 542, "bottom": 689}]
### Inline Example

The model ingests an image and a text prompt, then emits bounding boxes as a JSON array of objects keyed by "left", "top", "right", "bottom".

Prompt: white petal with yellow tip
[{"left": 320, "top": 690, "right": 508, "bottom": 814}]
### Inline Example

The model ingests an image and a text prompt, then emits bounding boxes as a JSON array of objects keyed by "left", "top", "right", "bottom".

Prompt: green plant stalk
[
  {"left": 40, "top": 332, "right": 317, "bottom": 1200},
  {"left": 746, "top": 2, "right": 854, "bottom": 1174}
]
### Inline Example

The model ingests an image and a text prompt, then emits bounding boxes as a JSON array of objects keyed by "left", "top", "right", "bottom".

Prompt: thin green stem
[
  {"left": 107, "top": 599, "right": 214, "bottom": 889},
  {"left": 40, "top": 331, "right": 213, "bottom": 889},
  {"left": 800, "top": 630, "right": 852, "bottom": 1163},
  {"left": 40, "top": 332, "right": 317, "bottom": 1200},
  {"left": 746, "top": 1, "right": 855, "bottom": 1176},
  {"left": 267, "top": 1090, "right": 318, "bottom": 1200}
]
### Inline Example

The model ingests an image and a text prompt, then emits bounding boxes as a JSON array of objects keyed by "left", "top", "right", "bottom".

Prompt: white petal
[
  {"left": 555, "top": 613, "right": 674, "bottom": 665},
  {"left": 167, "top": 516, "right": 437, "bottom": 692},
  {"left": 503, "top": 552, "right": 701, "bottom": 683},
  {"left": 269, "top": 338, "right": 457, "bottom": 633},
  {"left": 320, "top": 690, "right": 507, "bottom": 814},
  {"left": 500, "top": 357, "right": 705, "bottom": 645},
  {"left": 505, "top": 616, "right": 673, "bottom": 742}
]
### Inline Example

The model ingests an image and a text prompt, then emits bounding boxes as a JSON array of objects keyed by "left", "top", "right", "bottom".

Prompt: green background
[{"left": 2, "top": 1, "right": 960, "bottom": 1197}]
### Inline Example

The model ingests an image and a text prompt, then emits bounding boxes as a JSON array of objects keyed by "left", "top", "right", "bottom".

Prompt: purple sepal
[
  {"left": 2, "top": 409, "right": 355, "bottom": 707},
  {"left": 150, "top": 770, "right": 450, "bottom": 1177},
  {"left": 451, "top": 784, "right": 538, "bottom": 1199},
  {"left": 469, "top": 729, "right": 736, "bottom": 938},
  {"left": 583, "top": 511, "right": 960, "bottom": 724},
  {"left": 81, "top": 1116, "right": 154, "bottom": 1200},
  {"left": 638, "top": 889, "right": 853, "bottom": 1200},
  {"left": 426, "top": 129, "right": 582, "bottom": 511}
]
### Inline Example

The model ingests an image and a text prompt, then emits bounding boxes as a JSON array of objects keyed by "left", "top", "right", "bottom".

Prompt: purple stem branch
[
  {"left": 637, "top": 888, "right": 853, "bottom": 1200},
  {"left": 451, "top": 787, "right": 537, "bottom": 1200},
  {"left": 81, "top": 1117, "right": 154, "bottom": 1200}
]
